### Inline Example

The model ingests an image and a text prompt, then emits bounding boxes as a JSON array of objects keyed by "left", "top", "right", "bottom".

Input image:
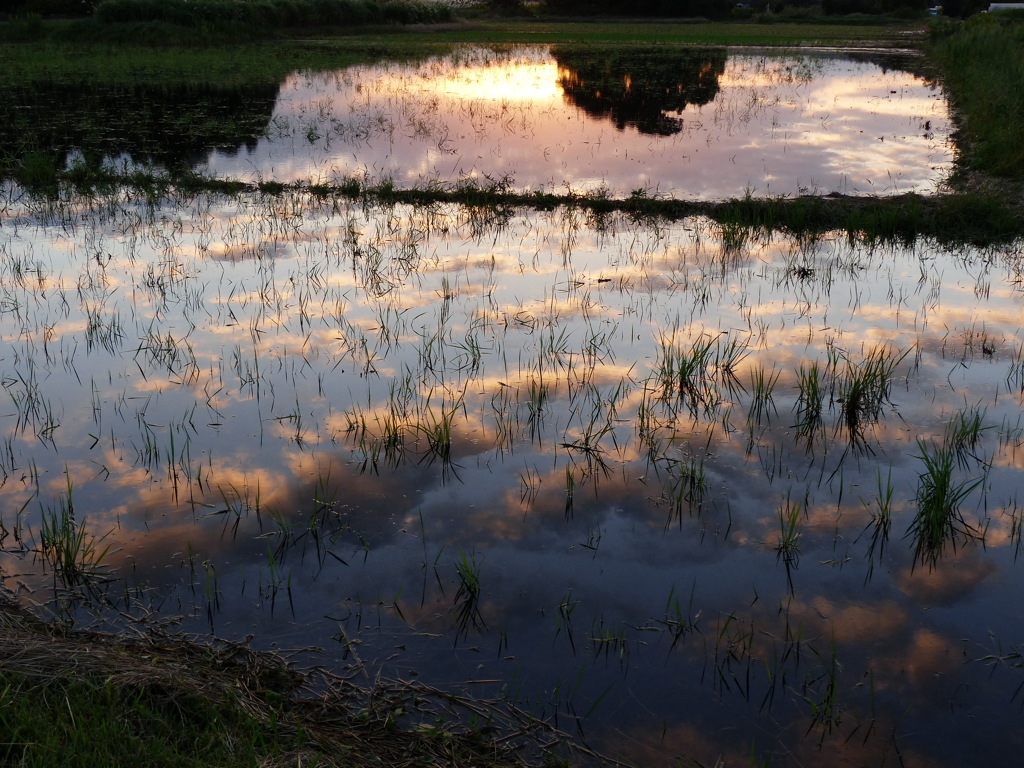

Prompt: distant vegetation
[
  {"left": 92, "top": 0, "right": 454, "bottom": 27},
  {"left": 0, "top": 0, "right": 101, "bottom": 15},
  {"left": 0, "top": 0, "right": 979, "bottom": 27},
  {"left": 0, "top": 0, "right": 455, "bottom": 27},
  {"left": 542, "top": 0, "right": 932, "bottom": 20}
]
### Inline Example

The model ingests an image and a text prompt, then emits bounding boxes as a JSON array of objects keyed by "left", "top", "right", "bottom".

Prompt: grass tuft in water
[
  {"left": 748, "top": 365, "right": 781, "bottom": 425},
  {"left": 836, "top": 346, "right": 908, "bottom": 440},
  {"left": 36, "top": 475, "right": 111, "bottom": 588},
  {"left": 794, "top": 360, "right": 825, "bottom": 447},
  {"left": 655, "top": 331, "right": 717, "bottom": 414},
  {"left": 776, "top": 494, "right": 803, "bottom": 592},
  {"left": 908, "top": 436, "right": 984, "bottom": 565},
  {"left": 665, "top": 455, "right": 708, "bottom": 525},
  {"left": 860, "top": 466, "right": 895, "bottom": 582},
  {"left": 453, "top": 548, "right": 485, "bottom": 639},
  {"left": 945, "top": 404, "right": 991, "bottom": 468}
]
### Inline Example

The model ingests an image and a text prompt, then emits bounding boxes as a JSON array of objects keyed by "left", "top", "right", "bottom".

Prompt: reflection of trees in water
[
  {"left": 552, "top": 47, "right": 727, "bottom": 136},
  {"left": 0, "top": 81, "right": 280, "bottom": 170}
]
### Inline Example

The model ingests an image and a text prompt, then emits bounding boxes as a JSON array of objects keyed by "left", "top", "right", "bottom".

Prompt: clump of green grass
[
  {"left": 859, "top": 466, "right": 895, "bottom": 582},
  {"left": 776, "top": 495, "right": 803, "bottom": 564},
  {"left": 715, "top": 335, "right": 750, "bottom": 392},
  {"left": 416, "top": 396, "right": 464, "bottom": 470},
  {"left": 775, "top": 493, "right": 804, "bottom": 593},
  {"left": 748, "top": 364, "right": 780, "bottom": 424},
  {"left": 12, "top": 151, "right": 62, "bottom": 197},
  {"left": 803, "top": 636, "right": 842, "bottom": 735},
  {"left": 657, "top": 332, "right": 716, "bottom": 401},
  {"left": 36, "top": 476, "right": 111, "bottom": 588},
  {"left": 794, "top": 360, "right": 825, "bottom": 444},
  {"left": 908, "top": 436, "right": 984, "bottom": 565},
  {"left": 945, "top": 404, "right": 991, "bottom": 468},
  {"left": 453, "top": 547, "right": 484, "bottom": 639},
  {"left": 665, "top": 455, "right": 708, "bottom": 524},
  {"left": 835, "top": 346, "right": 908, "bottom": 440}
]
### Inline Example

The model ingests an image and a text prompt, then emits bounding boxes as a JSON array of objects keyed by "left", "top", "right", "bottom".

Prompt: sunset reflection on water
[
  {"left": 202, "top": 45, "right": 952, "bottom": 198},
  {"left": 0, "top": 90, "right": 1013, "bottom": 765}
]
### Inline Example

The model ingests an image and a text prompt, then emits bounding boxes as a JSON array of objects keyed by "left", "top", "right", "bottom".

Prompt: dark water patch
[{"left": 0, "top": 80, "right": 279, "bottom": 180}]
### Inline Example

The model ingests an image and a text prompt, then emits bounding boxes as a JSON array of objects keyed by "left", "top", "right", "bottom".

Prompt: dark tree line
[{"left": 544, "top": 0, "right": 737, "bottom": 17}]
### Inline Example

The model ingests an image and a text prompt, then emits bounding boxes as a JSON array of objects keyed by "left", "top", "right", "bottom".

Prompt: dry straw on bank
[{"left": 0, "top": 593, "right": 613, "bottom": 768}]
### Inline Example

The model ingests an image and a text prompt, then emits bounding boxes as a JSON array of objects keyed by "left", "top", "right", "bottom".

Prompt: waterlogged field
[
  {"left": 197, "top": 46, "right": 952, "bottom": 197},
  {"left": 0, "top": 41, "right": 1020, "bottom": 767},
  {"left": 0, "top": 45, "right": 951, "bottom": 199},
  {"left": 1, "top": 183, "right": 1024, "bottom": 765}
]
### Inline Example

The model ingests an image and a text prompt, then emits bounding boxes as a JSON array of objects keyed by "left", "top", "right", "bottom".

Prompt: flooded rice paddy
[
  {"left": 0, "top": 45, "right": 954, "bottom": 199},
  {"left": 0, "top": 45, "right": 1019, "bottom": 767},
  {"left": 199, "top": 46, "right": 952, "bottom": 197}
]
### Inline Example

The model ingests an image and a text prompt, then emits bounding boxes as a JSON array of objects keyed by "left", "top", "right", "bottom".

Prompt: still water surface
[
  {"left": 1, "top": 180, "right": 1022, "bottom": 765},
  {"left": 197, "top": 46, "right": 952, "bottom": 198}
]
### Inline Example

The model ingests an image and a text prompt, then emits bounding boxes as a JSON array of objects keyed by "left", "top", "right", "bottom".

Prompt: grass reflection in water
[{"left": 0, "top": 177, "right": 1022, "bottom": 766}]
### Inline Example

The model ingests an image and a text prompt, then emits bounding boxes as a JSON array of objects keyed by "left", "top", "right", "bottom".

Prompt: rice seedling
[
  {"left": 555, "top": 590, "right": 579, "bottom": 654},
  {"left": 453, "top": 548, "right": 484, "bottom": 640},
  {"left": 634, "top": 389, "right": 665, "bottom": 468},
  {"left": 1008, "top": 344, "right": 1024, "bottom": 393},
  {"left": 560, "top": 406, "right": 613, "bottom": 472},
  {"left": 715, "top": 334, "right": 751, "bottom": 394},
  {"left": 416, "top": 394, "right": 464, "bottom": 480},
  {"left": 589, "top": 617, "right": 630, "bottom": 661},
  {"left": 747, "top": 365, "right": 780, "bottom": 425},
  {"left": 802, "top": 636, "right": 841, "bottom": 736},
  {"left": 835, "top": 345, "right": 909, "bottom": 441},
  {"left": 908, "top": 437, "right": 984, "bottom": 566},
  {"left": 794, "top": 360, "right": 825, "bottom": 443},
  {"left": 260, "top": 543, "right": 294, "bottom": 617},
  {"left": 859, "top": 466, "right": 894, "bottom": 583},
  {"left": 659, "top": 583, "right": 701, "bottom": 651},
  {"left": 489, "top": 383, "right": 517, "bottom": 456},
  {"left": 84, "top": 306, "right": 126, "bottom": 354},
  {"left": 539, "top": 325, "right": 573, "bottom": 371},
  {"left": 453, "top": 329, "right": 486, "bottom": 375},
  {"left": 563, "top": 465, "right": 576, "bottom": 517},
  {"left": 664, "top": 455, "right": 708, "bottom": 525},
  {"left": 712, "top": 611, "right": 757, "bottom": 697},
  {"left": 376, "top": 406, "right": 407, "bottom": 461},
  {"left": 944, "top": 404, "right": 991, "bottom": 469},
  {"left": 655, "top": 330, "right": 717, "bottom": 414},
  {"left": 524, "top": 375, "right": 549, "bottom": 439},
  {"left": 776, "top": 494, "right": 803, "bottom": 591},
  {"left": 518, "top": 464, "right": 541, "bottom": 508},
  {"left": 36, "top": 475, "right": 111, "bottom": 588},
  {"left": 575, "top": 518, "right": 602, "bottom": 556},
  {"left": 1004, "top": 498, "right": 1024, "bottom": 562},
  {"left": 5, "top": 364, "right": 62, "bottom": 442}
]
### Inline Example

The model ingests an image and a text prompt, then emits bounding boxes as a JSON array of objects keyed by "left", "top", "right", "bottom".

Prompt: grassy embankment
[
  {"left": 927, "top": 14, "right": 1024, "bottom": 184},
  {"left": 0, "top": 594, "right": 589, "bottom": 767}
]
